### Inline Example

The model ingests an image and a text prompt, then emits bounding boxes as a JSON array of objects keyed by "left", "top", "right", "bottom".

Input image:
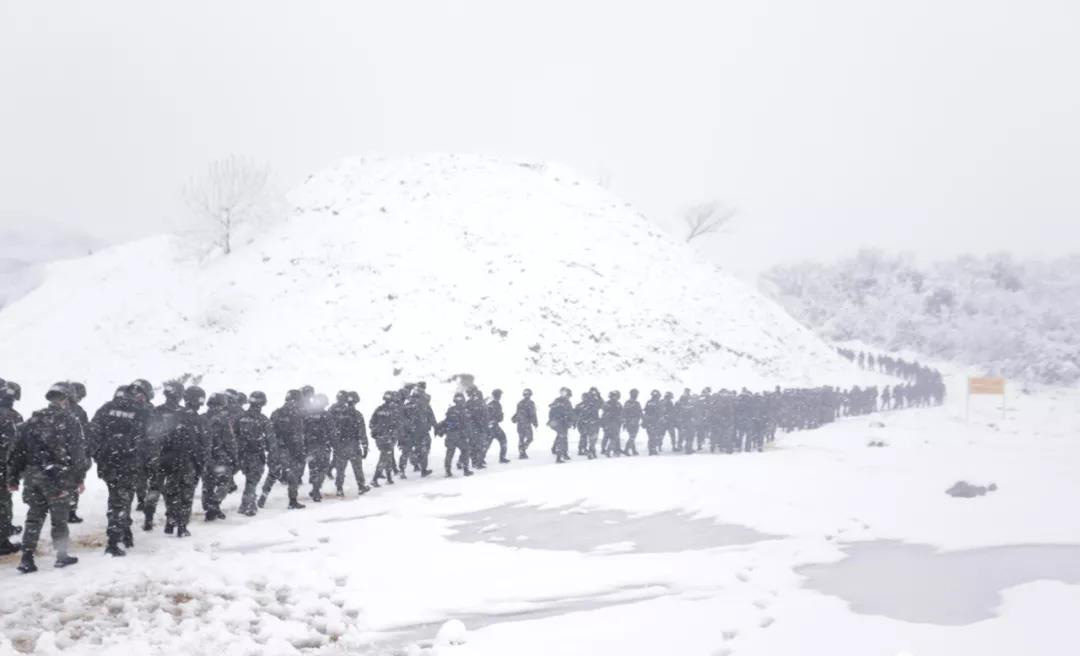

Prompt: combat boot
[
  {"left": 335, "top": 488, "right": 345, "bottom": 498},
  {"left": 16, "top": 551, "right": 37, "bottom": 574},
  {"left": 105, "top": 542, "right": 126, "bottom": 557},
  {"left": 55, "top": 554, "right": 78, "bottom": 568},
  {"left": 122, "top": 528, "right": 134, "bottom": 549},
  {"left": 68, "top": 511, "right": 84, "bottom": 524},
  {"left": 176, "top": 524, "right": 191, "bottom": 538},
  {"left": 142, "top": 513, "right": 154, "bottom": 531},
  {"left": 257, "top": 493, "right": 268, "bottom": 509},
  {"left": 164, "top": 521, "right": 175, "bottom": 535},
  {"left": 288, "top": 499, "right": 306, "bottom": 510},
  {"left": 310, "top": 489, "right": 322, "bottom": 503},
  {"left": 0, "top": 540, "right": 20, "bottom": 556}
]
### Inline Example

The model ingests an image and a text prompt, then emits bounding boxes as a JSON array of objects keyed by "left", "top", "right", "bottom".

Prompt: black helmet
[
  {"left": 45, "top": 382, "right": 72, "bottom": 402},
  {"left": 163, "top": 381, "right": 184, "bottom": 399},
  {"left": 492, "top": 388, "right": 502, "bottom": 399},
  {"left": 382, "top": 391, "right": 394, "bottom": 402},
  {"left": 650, "top": 390, "right": 660, "bottom": 398},
  {"left": 417, "top": 381, "right": 427, "bottom": 390},
  {"left": 0, "top": 383, "right": 16, "bottom": 400},
  {"left": 523, "top": 388, "right": 533, "bottom": 397},
  {"left": 664, "top": 391, "right": 674, "bottom": 399},
  {"left": 6, "top": 381, "right": 20, "bottom": 401},
  {"left": 629, "top": 389, "right": 639, "bottom": 398},
  {"left": 72, "top": 382, "right": 87, "bottom": 401},
  {"left": 453, "top": 392, "right": 465, "bottom": 404},
  {"left": 560, "top": 387, "right": 572, "bottom": 398},
  {"left": 285, "top": 389, "right": 302, "bottom": 403},
  {"left": 608, "top": 391, "right": 618, "bottom": 399},
  {"left": 347, "top": 391, "right": 359, "bottom": 405},
  {"left": 207, "top": 392, "right": 227, "bottom": 408},
  {"left": 301, "top": 385, "right": 315, "bottom": 398},
  {"left": 701, "top": 387, "right": 712, "bottom": 395},
  {"left": 132, "top": 379, "right": 154, "bottom": 401},
  {"left": 249, "top": 391, "right": 267, "bottom": 406},
  {"left": 336, "top": 390, "right": 350, "bottom": 404},
  {"left": 114, "top": 385, "right": 129, "bottom": 399},
  {"left": 237, "top": 392, "right": 248, "bottom": 407},
  {"left": 183, "top": 386, "right": 206, "bottom": 405}
]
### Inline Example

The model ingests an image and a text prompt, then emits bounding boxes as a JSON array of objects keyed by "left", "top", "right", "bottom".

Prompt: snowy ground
[{"left": 2, "top": 371, "right": 1078, "bottom": 656}]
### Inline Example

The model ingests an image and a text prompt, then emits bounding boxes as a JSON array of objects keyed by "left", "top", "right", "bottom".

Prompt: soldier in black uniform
[
  {"left": 0, "top": 383, "right": 24, "bottom": 555},
  {"left": 90, "top": 383, "right": 150, "bottom": 556},
  {"left": 674, "top": 390, "right": 694, "bottom": 453},
  {"left": 487, "top": 389, "right": 510, "bottom": 464},
  {"left": 160, "top": 386, "right": 206, "bottom": 536},
  {"left": 403, "top": 387, "right": 436, "bottom": 477},
  {"left": 661, "top": 391, "right": 677, "bottom": 452},
  {"left": 511, "top": 389, "right": 537, "bottom": 459},
  {"left": 330, "top": 391, "right": 371, "bottom": 496},
  {"left": 370, "top": 391, "right": 399, "bottom": 486},
  {"left": 465, "top": 387, "right": 488, "bottom": 469},
  {"left": 142, "top": 381, "right": 184, "bottom": 531},
  {"left": 600, "top": 391, "right": 623, "bottom": 457},
  {"left": 7, "top": 382, "right": 87, "bottom": 573},
  {"left": 261, "top": 390, "right": 306, "bottom": 510},
  {"left": 305, "top": 393, "right": 335, "bottom": 502},
  {"left": 236, "top": 391, "right": 274, "bottom": 515},
  {"left": 548, "top": 388, "right": 574, "bottom": 463},
  {"left": 643, "top": 390, "right": 663, "bottom": 455},
  {"left": 130, "top": 379, "right": 157, "bottom": 515},
  {"left": 202, "top": 393, "right": 238, "bottom": 521},
  {"left": 437, "top": 393, "right": 472, "bottom": 477},
  {"left": 622, "top": 389, "right": 642, "bottom": 456},
  {"left": 66, "top": 381, "right": 89, "bottom": 524},
  {"left": 575, "top": 391, "right": 601, "bottom": 459}
]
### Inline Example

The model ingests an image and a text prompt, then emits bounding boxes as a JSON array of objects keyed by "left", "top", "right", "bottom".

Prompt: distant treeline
[{"left": 761, "top": 251, "right": 1080, "bottom": 385}]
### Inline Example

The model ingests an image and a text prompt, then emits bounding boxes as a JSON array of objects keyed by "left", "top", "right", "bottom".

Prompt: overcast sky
[{"left": 1, "top": 0, "right": 1077, "bottom": 274}]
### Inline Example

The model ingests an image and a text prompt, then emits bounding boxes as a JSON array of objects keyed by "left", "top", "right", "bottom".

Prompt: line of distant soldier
[{"left": 0, "top": 354, "right": 944, "bottom": 574}]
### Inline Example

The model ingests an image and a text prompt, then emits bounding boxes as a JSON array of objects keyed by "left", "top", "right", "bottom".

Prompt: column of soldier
[{"left": 0, "top": 356, "right": 944, "bottom": 574}]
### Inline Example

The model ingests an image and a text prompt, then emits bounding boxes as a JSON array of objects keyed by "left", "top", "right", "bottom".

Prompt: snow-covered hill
[
  {"left": 0, "top": 155, "right": 857, "bottom": 406},
  {"left": 0, "top": 219, "right": 99, "bottom": 310}
]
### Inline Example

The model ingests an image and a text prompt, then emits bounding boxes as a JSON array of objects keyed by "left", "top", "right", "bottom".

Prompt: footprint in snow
[
  {"left": 735, "top": 570, "right": 751, "bottom": 583},
  {"left": 759, "top": 616, "right": 775, "bottom": 629},
  {"left": 722, "top": 630, "right": 738, "bottom": 641},
  {"left": 753, "top": 599, "right": 770, "bottom": 610}
]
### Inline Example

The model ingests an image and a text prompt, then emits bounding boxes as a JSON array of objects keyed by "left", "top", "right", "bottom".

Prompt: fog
[{"left": 2, "top": 0, "right": 1077, "bottom": 273}]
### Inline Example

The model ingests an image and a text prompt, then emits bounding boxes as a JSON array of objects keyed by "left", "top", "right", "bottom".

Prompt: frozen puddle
[
  {"left": 446, "top": 502, "right": 779, "bottom": 553},
  {"left": 798, "top": 540, "right": 1080, "bottom": 625}
]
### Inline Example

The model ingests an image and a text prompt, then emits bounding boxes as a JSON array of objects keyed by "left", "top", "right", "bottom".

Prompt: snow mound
[
  {"left": 0, "top": 154, "right": 853, "bottom": 406},
  {"left": 435, "top": 619, "right": 468, "bottom": 646}
]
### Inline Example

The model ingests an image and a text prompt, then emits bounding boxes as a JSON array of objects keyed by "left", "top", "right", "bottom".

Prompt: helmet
[
  {"left": 6, "top": 381, "right": 20, "bottom": 401},
  {"left": 72, "top": 382, "right": 87, "bottom": 401},
  {"left": 132, "top": 379, "right": 154, "bottom": 401},
  {"left": 237, "top": 392, "right": 248, "bottom": 407},
  {"left": 608, "top": 391, "right": 618, "bottom": 399},
  {"left": 382, "top": 391, "right": 394, "bottom": 402},
  {"left": 650, "top": 390, "right": 660, "bottom": 398},
  {"left": 347, "top": 391, "right": 359, "bottom": 405},
  {"left": 249, "top": 391, "right": 267, "bottom": 406},
  {"left": 114, "top": 385, "right": 129, "bottom": 399},
  {"left": 301, "top": 385, "right": 315, "bottom": 398},
  {"left": 492, "top": 388, "right": 502, "bottom": 399},
  {"left": 523, "top": 388, "right": 533, "bottom": 397},
  {"left": 560, "top": 387, "right": 572, "bottom": 398},
  {"left": 163, "top": 381, "right": 184, "bottom": 399},
  {"left": 0, "top": 383, "right": 16, "bottom": 400},
  {"left": 453, "top": 392, "right": 465, "bottom": 404},
  {"left": 285, "top": 389, "right": 302, "bottom": 403},
  {"left": 207, "top": 392, "right": 227, "bottom": 408},
  {"left": 45, "top": 381, "right": 73, "bottom": 402},
  {"left": 336, "top": 390, "right": 350, "bottom": 404},
  {"left": 629, "top": 388, "right": 639, "bottom": 398},
  {"left": 417, "top": 381, "right": 427, "bottom": 390},
  {"left": 664, "top": 391, "right": 674, "bottom": 399},
  {"left": 701, "top": 387, "right": 712, "bottom": 395},
  {"left": 183, "top": 386, "right": 206, "bottom": 406}
]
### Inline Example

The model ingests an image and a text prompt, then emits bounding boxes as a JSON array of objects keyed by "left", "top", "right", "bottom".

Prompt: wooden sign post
[{"left": 967, "top": 376, "right": 1006, "bottom": 421}]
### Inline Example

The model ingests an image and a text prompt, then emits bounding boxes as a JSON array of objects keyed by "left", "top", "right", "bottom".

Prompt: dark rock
[{"left": 946, "top": 481, "right": 998, "bottom": 498}]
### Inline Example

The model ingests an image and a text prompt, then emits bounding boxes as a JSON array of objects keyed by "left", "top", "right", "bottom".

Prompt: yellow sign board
[{"left": 968, "top": 377, "right": 1005, "bottom": 395}]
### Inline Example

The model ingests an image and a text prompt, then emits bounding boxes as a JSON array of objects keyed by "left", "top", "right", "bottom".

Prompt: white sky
[{"left": 1, "top": 0, "right": 1077, "bottom": 274}]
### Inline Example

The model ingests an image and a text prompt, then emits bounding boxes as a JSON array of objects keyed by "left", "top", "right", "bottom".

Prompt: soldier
[
  {"left": 396, "top": 385, "right": 418, "bottom": 478},
  {"left": 305, "top": 393, "right": 335, "bottom": 502},
  {"left": 438, "top": 393, "right": 472, "bottom": 477},
  {"left": 403, "top": 387, "right": 436, "bottom": 477},
  {"left": 236, "top": 391, "right": 274, "bottom": 515},
  {"left": 642, "top": 390, "right": 664, "bottom": 455},
  {"left": 600, "top": 391, "right": 623, "bottom": 457},
  {"left": 89, "top": 383, "right": 150, "bottom": 556},
  {"left": 370, "top": 391, "right": 399, "bottom": 487},
  {"left": 261, "top": 390, "right": 306, "bottom": 510},
  {"left": 142, "top": 381, "right": 184, "bottom": 531},
  {"left": 66, "top": 382, "right": 90, "bottom": 524},
  {"left": 130, "top": 378, "right": 157, "bottom": 516},
  {"left": 674, "top": 390, "right": 694, "bottom": 453},
  {"left": 330, "top": 391, "right": 371, "bottom": 496},
  {"left": 465, "top": 387, "right": 489, "bottom": 469},
  {"left": 487, "top": 389, "right": 510, "bottom": 464},
  {"left": 661, "top": 391, "right": 677, "bottom": 451},
  {"left": 692, "top": 388, "right": 712, "bottom": 452},
  {"left": 622, "top": 389, "right": 642, "bottom": 456},
  {"left": 7, "top": 383, "right": 87, "bottom": 573},
  {"left": 548, "top": 388, "right": 574, "bottom": 463},
  {"left": 511, "top": 389, "right": 538, "bottom": 459},
  {"left": 202, "top": 393, "right": 238, "bottom": 521},
  {"left": 881, "top": 385, "right": 892, "bottom": 411},
  {"left": 160, "top": 386, "right": 206, "bottom": 537},
  {"left": 574, "top": 391, "right": 600, "bottom": 459},
  {"left": 0, "top": 383, "right": 23, "bottom": 554}
]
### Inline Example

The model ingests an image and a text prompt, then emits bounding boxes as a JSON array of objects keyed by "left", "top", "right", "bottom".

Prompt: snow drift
[{"left": 0, "top": 154, "right": 854, "bottom": 406}]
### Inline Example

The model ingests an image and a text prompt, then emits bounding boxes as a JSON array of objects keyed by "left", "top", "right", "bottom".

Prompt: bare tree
[
  {"left": 183, "top": 155, "right": 273, "bottom": 255},
  {"left": 683, "top": 201, "right": 735, "bottom": 243}
]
